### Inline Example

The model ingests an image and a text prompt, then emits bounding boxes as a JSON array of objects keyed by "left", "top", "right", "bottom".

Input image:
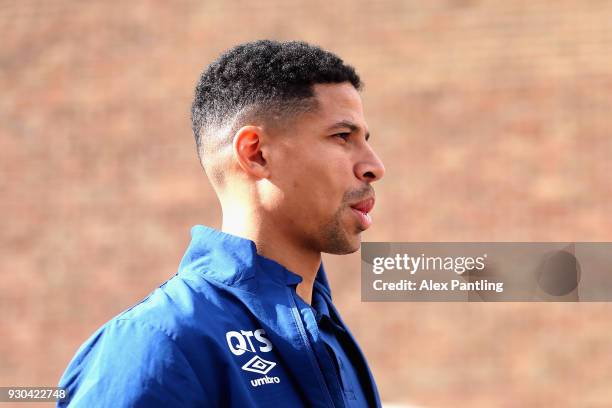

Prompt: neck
[{"left": 221, "top": 204, "right": 321, "bottom": 305}]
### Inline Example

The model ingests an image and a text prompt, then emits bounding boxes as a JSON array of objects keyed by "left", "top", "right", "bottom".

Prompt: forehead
[{"left": 308, "top": 82, "right": 367, "bottom": 130}]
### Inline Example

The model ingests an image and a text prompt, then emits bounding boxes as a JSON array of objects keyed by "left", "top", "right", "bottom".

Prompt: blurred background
[{"left": 2, "top": 0, "right": 612, "bottom": 407}]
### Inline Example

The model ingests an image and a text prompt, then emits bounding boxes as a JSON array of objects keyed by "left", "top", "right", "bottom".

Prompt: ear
[{"left": 232, "top": 125, "right": 270, "bottom": 179}]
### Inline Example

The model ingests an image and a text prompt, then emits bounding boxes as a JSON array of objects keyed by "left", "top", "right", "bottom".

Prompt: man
[{"left": 58, "top": 40, "right": 385, "bottom": 407}]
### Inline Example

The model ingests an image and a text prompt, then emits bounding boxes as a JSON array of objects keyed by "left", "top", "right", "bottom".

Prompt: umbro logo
[
  {"left": 241, "top": 355, "right": 276, "bottom": 375},
  {"left": 225, "top": 328, "right": 281, "bottom": 387}
]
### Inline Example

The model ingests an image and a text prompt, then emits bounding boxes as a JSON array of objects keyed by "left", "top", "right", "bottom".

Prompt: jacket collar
[{"left": 178, "top": 225, "right": 332, "bottom": 297}]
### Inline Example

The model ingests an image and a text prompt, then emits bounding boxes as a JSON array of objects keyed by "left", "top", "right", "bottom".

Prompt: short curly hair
[{"left": 190, "top": 40, "right": 362, "bottom": 184}]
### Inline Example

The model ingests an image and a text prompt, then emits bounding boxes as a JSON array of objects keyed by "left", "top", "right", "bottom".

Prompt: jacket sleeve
[{"left": 57, "top": 318, "right": 206, "bottom": 407}]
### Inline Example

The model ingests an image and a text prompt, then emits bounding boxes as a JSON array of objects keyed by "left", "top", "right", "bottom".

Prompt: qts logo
[{"left": 225, "top": 329, "right": 273, "bottom": 355}]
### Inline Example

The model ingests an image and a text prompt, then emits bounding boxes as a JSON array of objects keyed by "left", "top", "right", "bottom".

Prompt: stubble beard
[{"left": 319, "top": 205, "right": 360, "bottom": 255}]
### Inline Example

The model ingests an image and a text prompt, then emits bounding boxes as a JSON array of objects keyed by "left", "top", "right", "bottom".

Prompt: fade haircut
[{"left": 190, "top": 40, "right": 362, "bottom": 185}]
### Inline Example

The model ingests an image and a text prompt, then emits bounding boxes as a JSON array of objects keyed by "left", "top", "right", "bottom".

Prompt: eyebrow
[{"left": 326, "top": 120, "right": 371, "bottom": 141}]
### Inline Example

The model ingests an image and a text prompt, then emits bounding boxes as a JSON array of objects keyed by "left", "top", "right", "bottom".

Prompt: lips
[
  {"left": 349, "top": 197, "right": 375, "bottom": 230},
  {"left": 350, "top": 197, "right": 375, "bottom": 214}
]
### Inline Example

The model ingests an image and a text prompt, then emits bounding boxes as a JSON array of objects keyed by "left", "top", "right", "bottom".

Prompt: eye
[{"left": 333, "top": 132, "right": 351, "bottom": 142}]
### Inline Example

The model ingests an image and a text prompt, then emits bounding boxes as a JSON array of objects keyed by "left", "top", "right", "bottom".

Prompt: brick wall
[{"left": 2, "top": 1, "right": 611, "bottom": 406}]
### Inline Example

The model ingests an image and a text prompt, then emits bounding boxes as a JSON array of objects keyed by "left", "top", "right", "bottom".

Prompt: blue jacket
[{"left": 58, "top": 226, "right": 381, "bottom": 407}]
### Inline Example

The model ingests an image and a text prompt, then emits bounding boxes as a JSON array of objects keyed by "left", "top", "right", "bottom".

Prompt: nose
[{"left": 354, "top": 145, "right": 385, "bottom": 183}]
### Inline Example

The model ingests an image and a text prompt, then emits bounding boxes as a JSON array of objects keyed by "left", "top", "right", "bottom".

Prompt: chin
[
  {"left": 318, "top": 215, "right": 363, "bottom": 254},
  {"left": 322, "top": 233, "right": 361, "bottom": 255},
  {"left": 324, "top": 246, "right": 359, "bottom": 256}
]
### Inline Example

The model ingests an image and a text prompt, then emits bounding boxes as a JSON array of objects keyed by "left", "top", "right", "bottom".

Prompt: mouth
[{"left": 349, "top": 197, "right": 375, "bottom": 230}]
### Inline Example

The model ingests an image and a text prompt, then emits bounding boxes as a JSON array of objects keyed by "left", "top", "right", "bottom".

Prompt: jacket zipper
[
  {"left": 286, "top": 287, "right": 337, "bottom": 408},
  {"left": 326, "top": 293, "right": 382, "bottom": 408}
]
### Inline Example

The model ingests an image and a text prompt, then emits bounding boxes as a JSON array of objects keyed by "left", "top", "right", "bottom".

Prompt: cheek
[
  {"left": 274, "top": 147, "right": 349, "bottom": 215},
  {"left": 295, "top": 171, "right": 346, "bottom": 218}
]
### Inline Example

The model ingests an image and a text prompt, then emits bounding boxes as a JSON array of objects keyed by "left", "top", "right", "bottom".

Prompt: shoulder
[
  {"left": 58, "top": 318, "right": 206, "bottom": 407},
  {"left": 115, "top": 272, "right": 230, "bottom": 340},
  {"left": 58, "top": 272, "right": 252, "bottom": 406}
]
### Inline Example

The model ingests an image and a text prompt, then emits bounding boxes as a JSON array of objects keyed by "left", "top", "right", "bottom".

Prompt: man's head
[{"left": 191, "top": 40, "right": 385, "bottom": 255}]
